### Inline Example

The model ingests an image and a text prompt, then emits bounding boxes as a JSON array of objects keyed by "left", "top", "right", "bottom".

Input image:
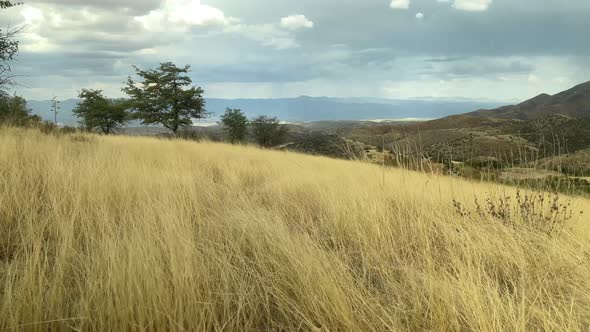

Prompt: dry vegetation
[{"left": 1, "top": 128, "right": 590, "bottom": 331}]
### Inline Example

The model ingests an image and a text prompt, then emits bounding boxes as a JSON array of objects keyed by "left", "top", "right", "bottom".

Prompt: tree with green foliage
[
  {"left": 73, "top": 89, "right": 129, "bottom": 134},
  {"left": 123, "top": 62, "right": 207, "bottom": 135},
  {"left": 0, "top": 95, "right": 41, "bottom": 126},
  {"left": 0, "top": 2, "right": 23, "bottom": 96},
  {"left": 220, "top": 108, "right": 249, "bottom": 143},
  {"left": 251, "top": 115, "right": 289, "bottom": 148}
]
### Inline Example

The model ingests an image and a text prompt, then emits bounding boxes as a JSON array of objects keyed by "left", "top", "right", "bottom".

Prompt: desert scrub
[{"left": 453, "top": 189, "right": 581, "bottom": 235}]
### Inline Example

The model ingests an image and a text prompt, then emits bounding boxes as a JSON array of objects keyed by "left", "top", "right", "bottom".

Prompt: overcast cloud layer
[{"left": 2, "top": 0, "right": 589, "bottom": 101}]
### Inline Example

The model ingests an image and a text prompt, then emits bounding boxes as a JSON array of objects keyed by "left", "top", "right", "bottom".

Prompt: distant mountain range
[
  {"left": 348, "top": 81, "right": 590, "bottom": 167},
  {"left": 27, "top": 97, "right": 506, "bottom": 126},
  {"left": 469, "top": 81, "right": 590, "bottom": 120}
]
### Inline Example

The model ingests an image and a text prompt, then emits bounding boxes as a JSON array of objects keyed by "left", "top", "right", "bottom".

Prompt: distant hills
[
  {"left": 28, "top": 99, "right": 81, "bottom": 126},
  {"left": 25, "top": 81, "right": 590, "bottom": 183},
  {"left": 27, "top": 96, "right": 506, "bottom": 126},
  {"left": 348, "top": 81, "right": 590, "bottom": 168},
  {"left": 469, "top": 81, "right": 590, "bottom": 120}
]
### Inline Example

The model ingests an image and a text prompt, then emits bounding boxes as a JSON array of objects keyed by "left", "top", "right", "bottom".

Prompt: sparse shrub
[
  {"left": 288, "top": 133, "right": 367, "bottom": 159},
  {"left": 0, "top": 95, "right": 42, "bottom": 127},
  {"left": 453, "top": 190, "right": 580, "bottom": 235},
  {"left": 37, "top": 120, "right": 59, "bottom": 134},
  {"left": 501, "top": 175, "right": 590, "bottom": 196},
  {"left": 251, "top": 115, "right": 289, "bottom": 148},
  {"left": 176, "top": 128, "right": 213, "bottom": 141},
  {"left": 60, "top": 125, "right": 81, "bottom": 134}
]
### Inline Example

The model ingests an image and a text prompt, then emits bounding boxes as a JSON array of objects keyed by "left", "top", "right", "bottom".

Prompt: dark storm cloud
[
  {"left": 339, "top": 48, "right": 397, "bottom": 71},
  {"left": 286, "top": 0, "right": 590, "bottom": 56},
  {"left": 16, "top": 52, "right": 126, "bottom": 77},
  {"left": 426, "top": 57, "right": 471, "bottom": 63},
  {"left": 421, "top": 58, "right": 535, "bottom": 78}
]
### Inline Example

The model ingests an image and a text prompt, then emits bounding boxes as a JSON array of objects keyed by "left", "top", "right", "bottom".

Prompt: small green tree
[
  {"left": 220, "top": 108, "right": 249, "bottom": 143},
  {"left": 251, "top": 115, "right": 289, "bottom": 148},
  {"left": 73, "top": 89, "right": 129, "bottom": 134},
  {"left": 123, "top": 62, "right": 207, "bottom": 135}
]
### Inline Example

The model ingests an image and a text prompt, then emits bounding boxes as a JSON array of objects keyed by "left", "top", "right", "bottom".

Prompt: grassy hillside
[{"left": 1, "top": 128, "right": 590, "bottom": 331}]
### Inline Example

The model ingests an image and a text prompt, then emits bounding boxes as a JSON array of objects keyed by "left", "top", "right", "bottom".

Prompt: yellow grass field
[{"left": 1, "top": 128, "right": 589, "bottom": 331}]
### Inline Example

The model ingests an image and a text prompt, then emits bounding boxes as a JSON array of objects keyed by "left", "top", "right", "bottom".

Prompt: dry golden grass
[{"left": 0, "top": 127, "right": 589, "bottom": 331}]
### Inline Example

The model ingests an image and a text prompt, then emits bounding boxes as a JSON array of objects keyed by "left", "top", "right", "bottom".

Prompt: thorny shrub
[{"left": 453, "top": 190, "right": 583, "bottom": 235}]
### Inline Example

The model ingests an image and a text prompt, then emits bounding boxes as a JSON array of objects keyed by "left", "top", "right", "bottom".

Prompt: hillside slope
[
  {"left": 0, "top": 129, "right": 589, "bottom": 331},
  {"left": 470, "top": 81, "right": 590, "bottom": 120},
  {"left": 347, "top": 82, "right": 590, "bottom": 166}
]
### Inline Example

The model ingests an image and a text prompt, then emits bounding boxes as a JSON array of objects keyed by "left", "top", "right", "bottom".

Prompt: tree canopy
[
  {"left": 220, "top": 108, "right": 249, "bottom": 143},
  {"left": 0, "top": 2, "right": 22, "bottom": 9},
  {"left": 0, "top": 2, "right": 22, "bottom": 96},
  {"left": 0, "top": 95, "right": 41, "bottom": 126},
  {"left": 123, "top": 62, "right": 207, "bottom": 134},
  {"left": 73, "top": 89, "right": 129, "bottom": 134},
  {"left": 251, "top": 116, "right": 289, "bottom": 148}
]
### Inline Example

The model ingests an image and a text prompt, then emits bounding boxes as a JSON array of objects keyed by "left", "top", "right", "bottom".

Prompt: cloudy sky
[{"left": 2, "top": 0, "right": 589, "bottom": 101}]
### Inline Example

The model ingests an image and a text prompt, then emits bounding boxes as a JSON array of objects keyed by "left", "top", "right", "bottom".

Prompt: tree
[
  {"left": 73, "top": 89, "right": 129, "bottom": 134},
  {"left": 0, "top": 95, "right": 41, "bottom": 126},
  {"left": 251, "top": 116, "right": 289, "bottom": 148},
  {"left": 123, "top": 62, "right": 207, "bottom": 135},
  {"left": 0, "top": 2, "right": 23, "bottom": 96},
  {"left": 219, "top": 108, "right": 249, "bottom": 143},
  {"left": 0, "top": 2, "right": 23, "bottom": 9}
]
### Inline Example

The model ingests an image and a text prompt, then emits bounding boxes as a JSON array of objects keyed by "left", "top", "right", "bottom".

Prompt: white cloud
[
  {"left": 21, "top": 5, "right": 43, "bottom": 25},
  {"left": 134, "top": 1, "right": 310, "bottom": 49},
  {"left": 435, "top": 0, "right": 493, "bottom": 11},
  {"left": 221, "top": 14, "right": 314, "bottom": 49},
  {"left": 390, "top": 0, "right": 410, "bottom": 10},
  {"left": 415, "top": 12, "right": 424, "bottom": 19},
  {"left": 135, "top": 0, "right": 228, "bottom": 32},
  {"left": 163, "top": 0, "right": 227, "bottom": 26},
  {"left": 452, "top": 0, "right": 493, "bottom": 11},
  {"left": 224, "top": 23, "right": 300, "bottom": 49},
  {"left": 14, "top": 3, "right": 172, "bottom": 55},
  {"left": 13, "top": 1, "right": 312, "bottom": 53},
  {"left": 18, "top": 6, "right": 56, "bottom": 52},
  {"left": 280, "top": 14, "right": 314, "bottom": 30}
]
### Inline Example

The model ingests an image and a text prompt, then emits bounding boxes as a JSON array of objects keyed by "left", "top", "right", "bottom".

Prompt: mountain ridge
[{"left": 468, "top": 81, "right": 590, "bottom": 120}]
